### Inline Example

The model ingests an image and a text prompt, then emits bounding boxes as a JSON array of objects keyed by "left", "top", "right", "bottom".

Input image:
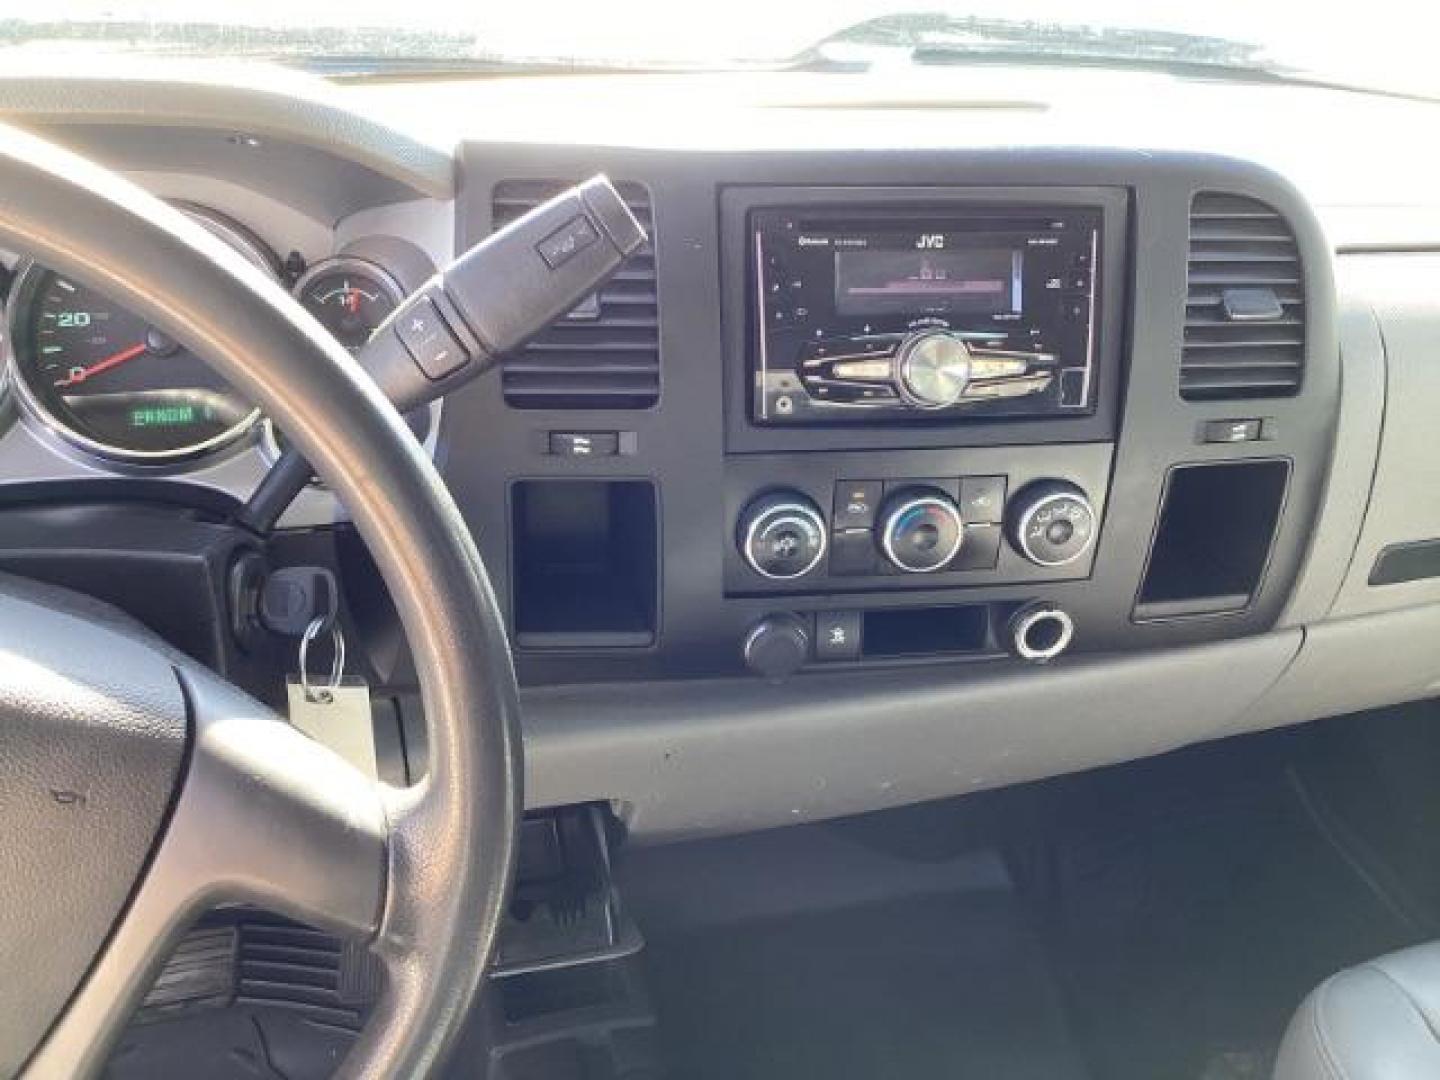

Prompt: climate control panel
[
  {"left": 736, "top": 476, "right": 1097, "bottom": 583},
  {"left": 725, "top": 444, "right": 1111, "bottom": 596}
]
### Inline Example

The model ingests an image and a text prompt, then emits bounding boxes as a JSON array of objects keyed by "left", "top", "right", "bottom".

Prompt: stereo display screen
[{"left": 833, "top": 245, "right": 1023, "bottom": 318}]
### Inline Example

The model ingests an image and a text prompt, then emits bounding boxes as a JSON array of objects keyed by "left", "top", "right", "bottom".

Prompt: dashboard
[{"left": 1, "top": 63, "right": 1438, "bottom": 841}]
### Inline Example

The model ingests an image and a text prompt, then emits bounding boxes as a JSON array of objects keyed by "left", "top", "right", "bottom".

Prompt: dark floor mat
[
  {"left": 1014, "top": 736, "right": 1422, "bottom": 1080},
  {"left": 645, "top": 887, "right": 1089, "bottom": 1080}
]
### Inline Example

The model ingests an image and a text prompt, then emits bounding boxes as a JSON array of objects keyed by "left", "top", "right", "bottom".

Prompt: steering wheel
[{"left": 0, "top": 127, "right": 522, "bottom": 1078}]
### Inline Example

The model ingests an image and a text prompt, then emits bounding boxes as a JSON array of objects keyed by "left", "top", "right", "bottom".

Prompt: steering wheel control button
[
  {"left": 396, "top": 297, "right": 467, "bottom": 381},
  {"left": 536, "top": 213, "right": 601, "bottom": 269},
  {"left": 815, "top": 611, "right": 862, "bottom": 661},
  {"left": 833, "top": 479, "right": 883, "bottom": 529},
  {"left": 738, "top": 493, "right": 828, "bottom": 580},
  {"left": 959, "top": 475, "right": 1008, "bottom": 524},
  {"left": 743, "top": 613, "right": 812, "bottom": 679},
  {"left": 1007, "top": 481, "right": 1098, "bottom": 567},
  {"left": 879, "top": 489, "right": 965, "bottom": 573},
  {"left": 549, "top": 431, "right": 619, "bottom": 457}
]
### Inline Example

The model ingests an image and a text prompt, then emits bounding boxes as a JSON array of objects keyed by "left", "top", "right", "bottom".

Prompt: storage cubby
[
  {"left": 862, "top": 604, "right": 992, "bottom": 658},
  {"left": 1135, "top": 460, "right": 1290, "bottom": 620},
  {"left": 511, "top": 480, "right": 658, "bottom": 648}
]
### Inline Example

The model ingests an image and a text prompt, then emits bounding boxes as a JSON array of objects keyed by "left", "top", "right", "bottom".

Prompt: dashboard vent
[
  {"left": 1182, "top": 193, "right": 1305, "bottom": 400},
  {"left": 492, "top": 179, "right": 659, "bottom": 409}
]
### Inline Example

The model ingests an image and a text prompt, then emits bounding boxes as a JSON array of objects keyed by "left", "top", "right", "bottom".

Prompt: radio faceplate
[{"left": 752, "top": 203, "right": 1103, "bottom": 425}]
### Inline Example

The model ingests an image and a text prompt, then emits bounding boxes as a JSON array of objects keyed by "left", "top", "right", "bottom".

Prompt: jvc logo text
[{"left": 915, "top": 234, "right": 945, "bottom": 249}]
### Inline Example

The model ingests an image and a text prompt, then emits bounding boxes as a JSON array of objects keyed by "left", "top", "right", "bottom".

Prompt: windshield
[{"left": 5, "top": 2, "right": 1439, "bottom": 100}]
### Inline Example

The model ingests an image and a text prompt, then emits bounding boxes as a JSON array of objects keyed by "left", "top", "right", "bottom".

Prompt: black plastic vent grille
[
  {"left": 236, "top": 916, "right": 373, "bottom": 1031},
  {"left": 1182, "top": 193, "right": 1305, "bottom": 400},
  {"left": 492, "top": 179, "right": 659, "bottom": 409}
]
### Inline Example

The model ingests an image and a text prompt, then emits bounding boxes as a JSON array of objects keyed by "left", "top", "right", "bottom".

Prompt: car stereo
[{"left": 752, "top": 204, "right": 1103, "bottom": 425}]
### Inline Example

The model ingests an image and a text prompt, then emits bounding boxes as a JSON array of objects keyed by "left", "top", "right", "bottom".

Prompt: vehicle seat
[{"left": 1274, "top": 941, "right": 1440, "bottom": 1079}]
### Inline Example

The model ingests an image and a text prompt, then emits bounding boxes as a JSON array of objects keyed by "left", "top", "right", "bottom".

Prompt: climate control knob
[
  {"left": 1007, "top": 481, "right": 1097, "bottom": 567},
  {"left": 738, "top": 492, "right": 828, "bottom": 580},
  {"left": 879, "top": 488, "right": 965, "bottom": 573}
]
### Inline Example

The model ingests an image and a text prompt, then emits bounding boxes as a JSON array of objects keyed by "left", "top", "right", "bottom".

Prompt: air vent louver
[
  {"left": 492, "top": 179, "right": 659, "bottom": 409},
  {"left": 1182, "top": 193, "right": 1305, "bottom": 400},
  {"left": 236, "top": 916, "right": 373, "bottom": 1030}
]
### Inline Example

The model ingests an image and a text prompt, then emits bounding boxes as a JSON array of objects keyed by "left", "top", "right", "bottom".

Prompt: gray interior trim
[
  {"left": 522, "top": 631, "right": 1301, "bottom": 842},
  {"left": 0, "top": 62, "right": 454, "bottom": 199},
  {"left": 1243, "top": 602, "right": 1440, "bottom": 735},
  {"left": 1277, "top": 290, "right": 1387, "bottom": 627},
  {"left": 1330, "top": 254, "right": 1440, "bottom": 617}
]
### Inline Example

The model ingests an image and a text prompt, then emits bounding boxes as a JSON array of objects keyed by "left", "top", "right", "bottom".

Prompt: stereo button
[{"left": 831, "top": 359, "right": 893, "bottom": 381}]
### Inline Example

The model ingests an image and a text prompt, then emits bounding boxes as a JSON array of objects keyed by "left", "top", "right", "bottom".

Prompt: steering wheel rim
[{"left": 0, "top": 125, "right": 523, "bottom": 1077}]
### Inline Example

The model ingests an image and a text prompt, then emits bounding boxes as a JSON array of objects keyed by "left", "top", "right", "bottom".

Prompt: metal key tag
[{"left": 286, "top": 617, "right": 378, "bottom": 779}]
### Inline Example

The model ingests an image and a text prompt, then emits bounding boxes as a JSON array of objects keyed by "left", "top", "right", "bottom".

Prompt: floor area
[
  {"left": 621, "top": 723, "right": 1428, "bottom": 1080},
  {"left": 635, "top": 852, "right": 1086, "bottom": 1080}
]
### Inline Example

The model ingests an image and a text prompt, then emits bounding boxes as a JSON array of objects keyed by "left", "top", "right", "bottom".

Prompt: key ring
[{"left": 298, "top": 615, "right": 346, "bottom": 704}]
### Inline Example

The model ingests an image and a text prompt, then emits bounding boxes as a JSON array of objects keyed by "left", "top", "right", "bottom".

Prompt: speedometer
[{"left": 6, "top": 206, "right": 273, "bottom": 463}]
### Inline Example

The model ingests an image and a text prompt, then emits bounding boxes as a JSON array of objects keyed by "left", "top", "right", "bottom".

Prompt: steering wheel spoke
[{"left": 24, "top": 668, "right": 387, "bottom": 1079}]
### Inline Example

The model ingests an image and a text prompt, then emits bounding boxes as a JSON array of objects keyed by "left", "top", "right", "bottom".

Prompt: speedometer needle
[{"left": 53, "top": 342, "right": 147, "bottom": 388}]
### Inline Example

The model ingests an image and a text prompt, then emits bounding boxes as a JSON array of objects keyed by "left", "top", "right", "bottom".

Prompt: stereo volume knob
[
  {"left": 1007, "top": 481, "right": 1097, "bottom": 567},
  {"left": 895, "top": 330, "right": 971, "bottom": 408},
  {"left": 738, "top": 492, "right": 828, "bottom": 580},
  {"left": 879, "top": 488, "right": 965, "bottom": 573}
]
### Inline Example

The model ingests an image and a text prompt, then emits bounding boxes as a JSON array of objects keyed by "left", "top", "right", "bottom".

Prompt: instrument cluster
[{"left": 3, "top": 203, "right": 411, "bottom": 466}]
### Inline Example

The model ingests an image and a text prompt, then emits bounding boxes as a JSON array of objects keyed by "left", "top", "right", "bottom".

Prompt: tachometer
[
  {"left": 6, "top": 205, "right": 275, "bottom": 463},
  {"left": 294, "top": 257, "right": 404, "bottom": 351}
]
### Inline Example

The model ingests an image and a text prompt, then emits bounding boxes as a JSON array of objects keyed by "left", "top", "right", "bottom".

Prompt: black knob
[
  {"left": 878, "top": 488, "right": 965, "bottom": 573},
  {"left": 743, "top": 613, "right": 811, "bottom": 679},
  {"left": 1007, "top": 481, "right": 1097, "bottom": 567},
  {"left": 738, "top": 492, "right": 827, "bottom": 580}
]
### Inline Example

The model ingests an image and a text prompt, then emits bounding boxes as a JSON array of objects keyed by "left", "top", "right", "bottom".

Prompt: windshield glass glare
[{"left": 3, "top": 2, "right": 1439, "bottom": 100}]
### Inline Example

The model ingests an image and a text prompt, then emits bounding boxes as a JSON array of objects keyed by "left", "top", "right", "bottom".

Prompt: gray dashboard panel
[
  {"left": 1329, "top": 254, "right": 1440, "bottom": 617},
  {"left": 523, "top": 629, "right": 1301, "bottom": 841},
  {"left": 0, "top": 64, "right": 453, "bottom": 200},
  {"left": 1244, "top": 604, "right": 1440, "bottom": 735},
  {"left": 1276, "top": 291, "right": 1386, "bottom": 626},
  {"left": 2, "top": 69, "right": 1439, "bottom": 847}
]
